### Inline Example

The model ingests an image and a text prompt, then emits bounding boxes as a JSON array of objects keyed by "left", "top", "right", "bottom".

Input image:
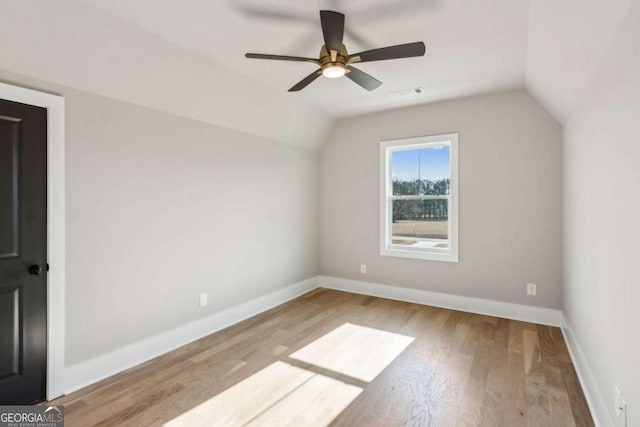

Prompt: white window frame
[{"left": 380, "top": 133, "right": 459, "bottom": 262}]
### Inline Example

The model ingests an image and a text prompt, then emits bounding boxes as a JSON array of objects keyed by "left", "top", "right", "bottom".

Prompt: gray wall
[
  {"left": 563, "top": 1, "right": 640, "bottom": 424},
  {"left": 320, "top": 90, "right": 563, "bottom": 309},
  {"left": 1, "top": 70, "right": 319, "bottom": 365}
]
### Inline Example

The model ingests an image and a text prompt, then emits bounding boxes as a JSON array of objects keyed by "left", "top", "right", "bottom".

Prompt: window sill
[{"left": 380, "top": 247, "right": 459, "bottom": 263}]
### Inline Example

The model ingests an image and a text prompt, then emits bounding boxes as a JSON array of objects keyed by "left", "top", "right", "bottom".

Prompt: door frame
[{"left": 0, "top": 81, "right": 65, "bottom": 400}]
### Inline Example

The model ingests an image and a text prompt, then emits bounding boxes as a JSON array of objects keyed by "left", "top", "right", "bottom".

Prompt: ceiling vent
[{"left": 388, "top": 87, "right": 424, "bottom": 98}]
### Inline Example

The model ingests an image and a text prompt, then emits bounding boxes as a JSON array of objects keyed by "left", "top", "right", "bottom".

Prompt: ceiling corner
[{"left": 524, "top": 0, "right": 635, "bottom": 126}]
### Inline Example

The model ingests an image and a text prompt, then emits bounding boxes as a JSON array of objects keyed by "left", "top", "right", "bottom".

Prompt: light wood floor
[{"left": 48, "top": 288, "right": 594, "bottom": 426}]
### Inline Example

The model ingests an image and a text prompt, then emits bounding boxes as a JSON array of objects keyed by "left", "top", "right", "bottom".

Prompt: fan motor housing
[{"left": 319, "top": 44, "right": 349, "bottom": 74}]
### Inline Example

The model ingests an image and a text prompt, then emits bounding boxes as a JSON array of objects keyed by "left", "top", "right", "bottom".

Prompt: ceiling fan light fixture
[{"left": 322, "top": 64, "right": 346, "bottom": 79}]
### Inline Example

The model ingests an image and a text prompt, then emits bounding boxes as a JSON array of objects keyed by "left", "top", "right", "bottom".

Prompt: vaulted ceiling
[
  {"left": 85, "top": 0, "right": 530, "bottom": 118},
  {"left": 526, "top": 0, "right": 636, "bottom": 122},
  {"left": 0, "top": 0, "right": 635, "bottom": 149}
]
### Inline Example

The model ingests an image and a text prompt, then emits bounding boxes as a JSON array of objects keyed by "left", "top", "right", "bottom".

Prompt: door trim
[{"left": 0, "top": 81, "right": 65, "bottom": 400}]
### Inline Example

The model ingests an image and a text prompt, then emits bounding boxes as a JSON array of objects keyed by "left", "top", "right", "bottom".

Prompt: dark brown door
[{"left": 0, "top": 98, "right": 47, "bottom": 404}]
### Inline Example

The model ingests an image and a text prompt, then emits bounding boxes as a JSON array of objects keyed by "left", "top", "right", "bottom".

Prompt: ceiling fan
[{"left": 245, "top": 10, "right": 426, "bottom": 92}]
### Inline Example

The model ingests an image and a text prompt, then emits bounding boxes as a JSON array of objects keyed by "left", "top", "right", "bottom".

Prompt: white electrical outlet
[
  {"left": 616, "top": 387, "right": 627, "bottom": 427},
  {"left": 360, "top": 264, "right": 367, "bottom": 274},
  {"left": 527, "top": 283, "right": 537, "bottom": 296},
  {"left": 199, "top": 293, "right": 208, "bottom": 307}
]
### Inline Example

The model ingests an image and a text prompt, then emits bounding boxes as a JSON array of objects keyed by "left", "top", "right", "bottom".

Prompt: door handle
[{"left": 28, "top": 265, "right": 43, "bottom": 275}]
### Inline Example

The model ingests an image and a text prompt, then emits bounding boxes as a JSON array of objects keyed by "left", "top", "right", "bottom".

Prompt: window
[{"left": 380, "top": 133, "right": 458, "bottom": 262}]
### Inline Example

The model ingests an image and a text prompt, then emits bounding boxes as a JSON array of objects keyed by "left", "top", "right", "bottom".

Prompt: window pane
[
  {"left": 391, "top": 146, "right": 450, "bottom": 196},
  {"left": 382, "top": 134, "right": 458, "bottom": 261},
  {"left": 391, "top": 199, "right": 448, "bottom": 248}
]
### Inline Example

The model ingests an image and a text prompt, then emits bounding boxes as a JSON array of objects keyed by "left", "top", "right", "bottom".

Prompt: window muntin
[{"left": 380, "top": 134, "right": 458, "bottom": 262}]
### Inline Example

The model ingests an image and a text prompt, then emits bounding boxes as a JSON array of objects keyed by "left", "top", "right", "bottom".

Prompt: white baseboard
[
  {"left": 59, "top": 274, "right": 566, "bottom": 399},
  {"left": 61, "top": 276, "right": 320, "bottom": 396},
  {"left": 319, "top": 275, "right": 562, "bottom": 326},
  {"left": 58, "top": 274, "right": 605, "bottom": 427},
  {"left": 561, "top": 316, "right": 612, "bottom": 427}
]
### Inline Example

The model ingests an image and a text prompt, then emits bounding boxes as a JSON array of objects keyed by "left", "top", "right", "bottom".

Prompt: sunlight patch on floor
[
  {"left": 163, "top": 361, "right": 362, "bottom": 427},
  {"left": 164, "top": 323, "right": 414, "bottom": 426},
  {"left": 289, "top": 322, "right": 415, "bottom": 382}
]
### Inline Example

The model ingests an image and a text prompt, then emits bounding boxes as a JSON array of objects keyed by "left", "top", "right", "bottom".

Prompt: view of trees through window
[{"left": 391, "top": 146, "right": 451, "bottom": 245}]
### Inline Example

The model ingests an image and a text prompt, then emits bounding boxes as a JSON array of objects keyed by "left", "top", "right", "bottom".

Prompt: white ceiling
[
  {"left": 0, "top": 0, "right": 634, "bottom": 148},
  {"left": 526, "top": 0, "right": 636, "bottom": 122},
  {"left": 84, "top": 0, "right": 530, "bottom": 117},
  {"left": 0, "top": 0, "right": 333, "bottom": 149}
]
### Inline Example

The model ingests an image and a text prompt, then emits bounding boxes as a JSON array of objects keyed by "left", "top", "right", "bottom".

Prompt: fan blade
[
  {"left": 235, "top": 6, "right": 313, "bottom": 23},
  {"left": 320, "top": 10, "right": 345, "bottom": 55},
  {"left": 344, "top": 28, "right": 376, "bottom": 50},
  {"left": 350, "top": 0, "right": 439, "bottom": 23},
  {"left": 246, "top": 53, "right": 319, "bottom": 64},
  {"left": 289, "top": 69, "right": 322, "bottom": 92},
  {"left": 349, "top": 42, "right": 425, "bottom": 63},
  {"left": 346, "top": 66, "right": 382, "bottom": 91}
]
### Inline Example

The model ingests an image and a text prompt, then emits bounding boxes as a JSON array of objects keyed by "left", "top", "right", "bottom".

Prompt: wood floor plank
[
  {"left": 46, "top": 289, "right": 594, "bottom": 426},
  {"left": 503, "top": 350, "right": 528, "bottom": 427}
]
